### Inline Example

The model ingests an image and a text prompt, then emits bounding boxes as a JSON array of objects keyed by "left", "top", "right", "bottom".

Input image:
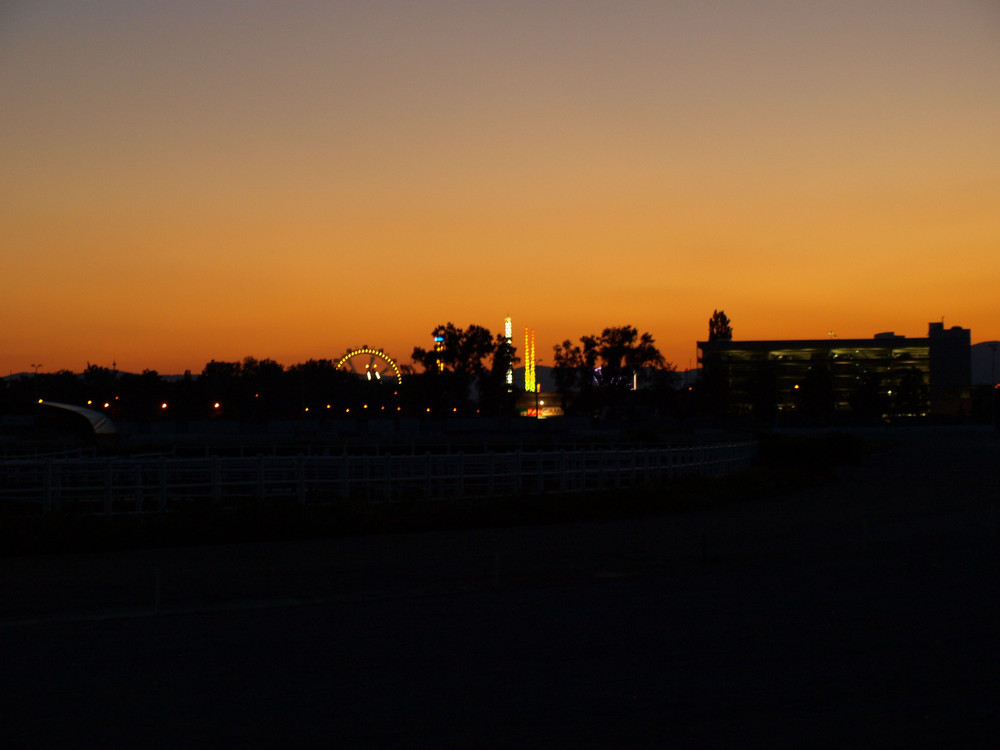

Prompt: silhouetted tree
[
  {"left": 239, "top": 356, "right": 285, "bottom": 419},
  {"left": 412, "top": 323, "right": 497, "bottom": 376},
  {"left": 552, "top": 326, "right": 667, "bottom": 416},
  {"left": 411, "top": 323, "right": 512, "bottom": 413},
  {"left": 708, "top": 310, "right": 732, "bottom": 341},
  {"left": 34, "top": 370, "right": 85, "bottom": 404},
  {"left": 479, "top": 332, "right": 520, "bottom": 416},
  {"left": 200, "top": 360, "right": 243, "bottom": 417}
]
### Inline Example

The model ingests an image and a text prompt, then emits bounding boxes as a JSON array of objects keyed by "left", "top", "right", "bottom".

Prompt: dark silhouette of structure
[{"left": 698, "top": 322, "right": 971, "bottom": 420}]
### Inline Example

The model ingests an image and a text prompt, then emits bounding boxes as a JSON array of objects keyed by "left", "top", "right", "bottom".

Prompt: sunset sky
[{"left": 3, "top": 1, "right": 998, "bottom": 376}]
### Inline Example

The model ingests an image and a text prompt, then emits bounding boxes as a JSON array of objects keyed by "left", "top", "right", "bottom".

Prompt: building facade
[{"left": 697, "top": 322, "right": 971, "bottom": 420}]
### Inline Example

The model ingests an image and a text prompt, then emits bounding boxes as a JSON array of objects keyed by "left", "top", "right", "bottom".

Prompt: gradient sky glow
[{"left": 3, "top": 0, "right": 999, "bottom": 375}]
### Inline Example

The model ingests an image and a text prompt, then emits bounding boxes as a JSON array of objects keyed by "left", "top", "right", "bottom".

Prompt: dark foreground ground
[{"left": 2, "top": 428, "right": 999, "bottom": 748}]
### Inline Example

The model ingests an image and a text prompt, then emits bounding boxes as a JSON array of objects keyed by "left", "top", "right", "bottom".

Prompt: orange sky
[{"left": 3, "top": 1, "right": 999, "bottom": 375}]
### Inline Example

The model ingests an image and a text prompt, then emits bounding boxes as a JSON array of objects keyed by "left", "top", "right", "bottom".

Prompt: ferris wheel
[{"left": 335, "top": 348, "right": 402, "bottom": 383}]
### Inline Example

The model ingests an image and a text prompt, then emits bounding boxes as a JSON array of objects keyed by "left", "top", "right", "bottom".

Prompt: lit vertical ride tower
[
  {"left": 504, "top": 316, "right": 513, "bottom": 391},
  {"left": 433, "top": 334, "right": 445, "bottom": 372},
  {"left": 524, "top": 327, "right": 536, "bottom": 393}
]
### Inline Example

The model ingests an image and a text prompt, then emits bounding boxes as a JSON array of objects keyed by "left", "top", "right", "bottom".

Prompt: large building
[{"left": 697, "top": 322, "right": 971, "bottom": 419}]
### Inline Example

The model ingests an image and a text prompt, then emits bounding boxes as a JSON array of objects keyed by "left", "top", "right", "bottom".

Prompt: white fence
[{"left": 1, "top": 442, "right": 757, "bottom": 515}]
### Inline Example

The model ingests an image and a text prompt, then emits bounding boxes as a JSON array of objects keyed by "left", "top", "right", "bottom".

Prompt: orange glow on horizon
[{"left": 2, "top": 3, "right": 999, "bottom": 376}]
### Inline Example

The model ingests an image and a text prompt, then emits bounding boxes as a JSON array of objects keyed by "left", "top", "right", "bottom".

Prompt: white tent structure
[{"left": 39, "top": 401, "right": 117, "bottom": 435}]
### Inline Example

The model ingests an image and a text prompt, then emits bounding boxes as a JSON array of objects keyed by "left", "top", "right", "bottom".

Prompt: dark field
[{"left": 2, "top": 429, "right": 999, "bottom": 748}]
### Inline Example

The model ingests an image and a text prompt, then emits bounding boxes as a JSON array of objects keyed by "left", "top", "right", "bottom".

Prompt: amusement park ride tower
[
  {"left": 504, "top": 316, "right": 513, "bottom": 392},
  {"left": 524, "top": 327, "right": 536, "bottom": 393}
]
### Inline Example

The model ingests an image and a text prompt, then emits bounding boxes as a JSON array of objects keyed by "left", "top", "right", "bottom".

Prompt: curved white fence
[{"left": 2, "top": 442, "right": 757, "bottom": 514}]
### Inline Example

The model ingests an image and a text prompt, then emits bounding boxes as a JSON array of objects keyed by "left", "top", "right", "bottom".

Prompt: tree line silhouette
[
  {"left": 2, "top": 322, "right": 686, "bottom": 423},
  {"left": 8, "top": 313, "right": 985, "bottom": 426}
]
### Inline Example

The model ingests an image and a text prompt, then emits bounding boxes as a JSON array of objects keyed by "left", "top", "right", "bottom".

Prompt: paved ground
[{"left": 2, "top": 428, "right": 999, "bottom": 748}]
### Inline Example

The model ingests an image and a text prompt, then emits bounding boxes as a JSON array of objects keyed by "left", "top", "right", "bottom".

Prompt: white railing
[{"left": 1, "top": 442, "right": 756, "bottom": 514}]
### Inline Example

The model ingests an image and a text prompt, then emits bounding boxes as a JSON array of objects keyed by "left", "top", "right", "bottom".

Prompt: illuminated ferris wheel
[{"left": 335, "top": 348, "right": 402, "bottom": 383}]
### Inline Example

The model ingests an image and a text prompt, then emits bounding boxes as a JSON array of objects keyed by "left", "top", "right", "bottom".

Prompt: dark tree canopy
[
  {"left": 708, "top": 310, "right": 733, "bottom": 341},
  {"left": 411, "top": 323, "right": 519, "bottom": 414},
  {"left": 412, "top": 323, "right": 498, "bottom": 376},
  {"left": 552, "top": 325, "right": 671, "bottom": 415}
]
